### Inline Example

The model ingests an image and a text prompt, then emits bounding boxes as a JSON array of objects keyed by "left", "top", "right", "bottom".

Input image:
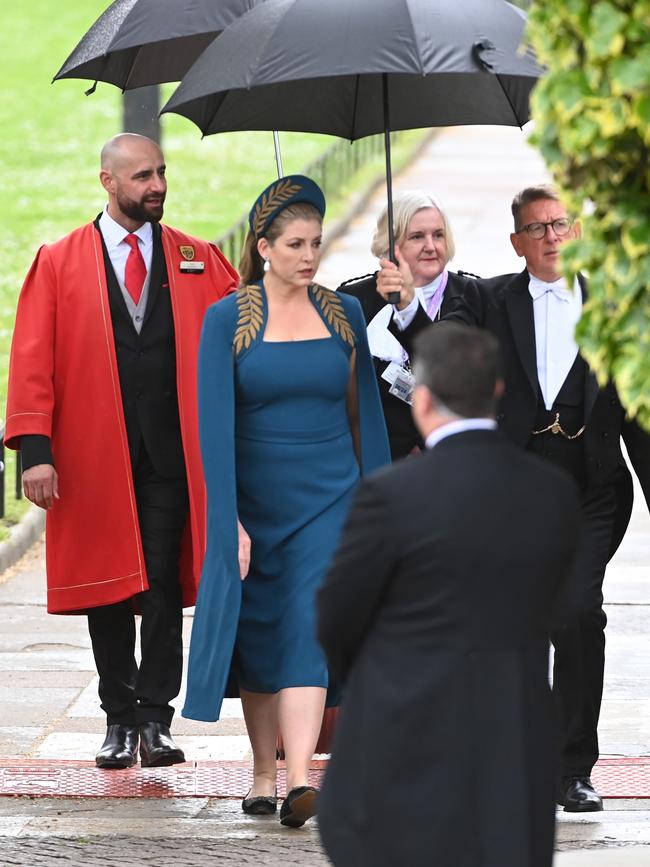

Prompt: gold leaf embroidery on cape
[
  {"left": 234, "top": 284, "right": 264, "bottom": 354},
  {"left": 312, "top": 284, "right": 355, "bottom": 347},
  {"left": 252, "top": 179, "right": 302, "bottom": 236}
]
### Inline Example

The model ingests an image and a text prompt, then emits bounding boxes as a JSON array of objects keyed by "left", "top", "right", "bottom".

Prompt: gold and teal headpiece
[{"left": 249, "top": 175, "right": 326, "bottom": 238}]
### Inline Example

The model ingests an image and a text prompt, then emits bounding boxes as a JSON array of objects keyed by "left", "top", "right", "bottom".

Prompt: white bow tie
[{"left": 529, "top": 280, "right": 572, "bottom": 303}]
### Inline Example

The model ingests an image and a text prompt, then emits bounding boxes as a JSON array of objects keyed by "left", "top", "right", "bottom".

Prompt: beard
[{"left": 116, "top": 189, "right": 165, "bottom": 224}]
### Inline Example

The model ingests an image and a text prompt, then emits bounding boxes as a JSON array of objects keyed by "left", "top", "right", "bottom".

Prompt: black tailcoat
[
  {"left": 440, "top": 270, "right": 650, "bottom": 553},
  {"left": 338, "top": 271, "right": 473, "bottom": 458},
  {"left": 317, "top": 430, "right": 580, "bottom": 867},
  {"left": 392, "top": 268, "right": 650, "bottom": 774}
]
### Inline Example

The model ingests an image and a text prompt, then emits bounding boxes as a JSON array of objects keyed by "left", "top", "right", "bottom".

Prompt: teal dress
[{"left": 183, "top": 283, "right": 390, "bottom": 721}]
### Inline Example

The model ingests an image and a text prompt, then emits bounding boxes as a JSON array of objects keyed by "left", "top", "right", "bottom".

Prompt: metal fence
[
  {"left": 0, "top": 420, "right": 22, "bottom": 521},
  {"left": 216, "top": 133, "right": 390, "bottom": 267}
]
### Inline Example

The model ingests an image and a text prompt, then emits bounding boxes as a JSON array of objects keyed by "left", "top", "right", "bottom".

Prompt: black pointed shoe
[
  {"left": 558, "top": 776, "right": 604, "bottom": 812},
  {"left": 95, "top": 724, "right": 139, "bottom": 769},
  {"left": 242, "top": 789, "right": 278, "bottom": 815},
  {"left": 280, "top": 785, "right": 318, "bottom": 828},
  {"left": 139, "top": 722, "right": 185, "bottom": 768}
]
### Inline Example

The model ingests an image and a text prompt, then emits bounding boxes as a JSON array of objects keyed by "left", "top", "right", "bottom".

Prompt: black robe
[{"left": 338, "top": 271, "right": 474, "bottom": 459}]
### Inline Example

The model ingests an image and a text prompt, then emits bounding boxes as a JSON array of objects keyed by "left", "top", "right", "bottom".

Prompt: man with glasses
[{"left": 384, "top": 184, "right": 650, "bottom": 813}]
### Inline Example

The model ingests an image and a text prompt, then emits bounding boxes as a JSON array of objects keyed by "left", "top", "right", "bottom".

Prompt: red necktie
[{"left": 124, "top": 233, "right": 146, "bottom": 304}]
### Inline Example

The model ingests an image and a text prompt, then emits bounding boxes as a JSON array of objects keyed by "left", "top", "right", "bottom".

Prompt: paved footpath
[{"left": 1, "top": 126, "right": 649, "bottom": 865}]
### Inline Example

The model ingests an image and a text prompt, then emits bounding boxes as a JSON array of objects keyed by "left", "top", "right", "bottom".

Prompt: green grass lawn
[{"left": 0, "top": 2, "right": 427, "bottom": 536}]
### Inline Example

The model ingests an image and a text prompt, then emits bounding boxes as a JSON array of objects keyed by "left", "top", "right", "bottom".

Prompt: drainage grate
[
  {"left": 591, "top": 757, "right": 650, "bottom": 798},
  {"left": 0, "top": 759, "right": 325, "bottom": 799},
  {"left": 0, "top": 757, "right": 648, "bottom": 799}
]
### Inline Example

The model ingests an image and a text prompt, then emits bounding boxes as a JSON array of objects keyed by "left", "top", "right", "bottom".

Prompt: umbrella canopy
[
  {"left": 54, "top": 0, "right": 263, "bottom": 91},
  {"left": 162, "top": 0, "right": 542, "bottom": 138},
  {"left": 162, "top": 0, "right": 542, "bottom": 277}
]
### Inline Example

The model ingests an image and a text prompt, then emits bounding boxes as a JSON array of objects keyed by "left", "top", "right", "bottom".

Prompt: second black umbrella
[{"left": 54, "top": 0, "right": 264, "bottom": 91}]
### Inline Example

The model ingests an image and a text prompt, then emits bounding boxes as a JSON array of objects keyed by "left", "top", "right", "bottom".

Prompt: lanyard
[
  {"left": 399, "top": 270, "right": 449, "bottom": 366},
  {"left": 425, "top": 269, "right": 449, "bottom": 321}
]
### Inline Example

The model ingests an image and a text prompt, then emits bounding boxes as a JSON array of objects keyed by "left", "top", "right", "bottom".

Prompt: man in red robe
[{"left": 5, "top": 133, "right": 237, "bottom": 769}]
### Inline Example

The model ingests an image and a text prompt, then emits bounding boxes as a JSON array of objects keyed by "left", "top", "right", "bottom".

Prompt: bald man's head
[
  {"left": 100, "top": 133, "right": 162, "bottom": 171},
  {"left": 99, "top": 134, "right": 167, "bottom": 230}
]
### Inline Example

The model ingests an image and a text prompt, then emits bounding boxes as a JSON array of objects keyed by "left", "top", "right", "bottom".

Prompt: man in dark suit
[
  {"left": 5, "top": 134, "right": 237, "bottom": 769},
  {"left": 317, "top": 324, "right": 580, "bottom": 867},
  {"left": 383, "top": 184, "right": 650, "bottom": 810}
]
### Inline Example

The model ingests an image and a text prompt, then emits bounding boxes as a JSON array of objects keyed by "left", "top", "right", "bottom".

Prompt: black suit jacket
[
  {"left": 393, "top": 269, "right": 650, "bottom": 553},
  {"left": 317, "top": 430, "right": 580, "bottom": 867},
  {"left": 338, "top": 271, "right": 473, "bottom": 458},
  {"left": 99, "top": 219, "right": 185, "bottom": 478}
]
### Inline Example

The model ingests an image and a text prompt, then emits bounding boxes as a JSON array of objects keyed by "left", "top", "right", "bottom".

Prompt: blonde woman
[{"left": 339, "top": 191, "right": 476, "bottom": 459}]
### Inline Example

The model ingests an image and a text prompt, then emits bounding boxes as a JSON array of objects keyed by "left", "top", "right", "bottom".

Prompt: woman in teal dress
[{"left": 183, "top": 176, "right": 390, "bottom": 828}]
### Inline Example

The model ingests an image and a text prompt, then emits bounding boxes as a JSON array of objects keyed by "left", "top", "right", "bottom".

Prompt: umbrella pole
[
  {"left": 273, "top": 131, "right": 284, "bottom": 178},
  {"left": 383, "top": 73, "right": 400, "bottom": 304}
]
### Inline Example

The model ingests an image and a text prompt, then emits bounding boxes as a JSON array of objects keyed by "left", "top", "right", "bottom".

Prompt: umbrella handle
[{"left": 383, "top": 73, "right": 400, "bottom": 306}]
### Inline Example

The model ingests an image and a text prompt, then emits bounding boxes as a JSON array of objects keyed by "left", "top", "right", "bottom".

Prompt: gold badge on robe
[{"left": 179, "top": 245, "right": 195, "bottom": 261}]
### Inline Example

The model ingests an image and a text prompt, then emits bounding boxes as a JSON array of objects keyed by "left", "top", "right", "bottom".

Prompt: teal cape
[{"left": 183, "top": 283, "right": 390, "bottom": 721}]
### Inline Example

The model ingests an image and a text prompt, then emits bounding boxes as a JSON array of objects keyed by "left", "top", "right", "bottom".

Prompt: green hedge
[{"left": 527, "top": 0, "right": 650, "bottom": 428}]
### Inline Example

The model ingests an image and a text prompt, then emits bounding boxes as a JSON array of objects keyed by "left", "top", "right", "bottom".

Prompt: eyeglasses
[{"left": 515, "top": 218, "right": 573, "bottom": 240}]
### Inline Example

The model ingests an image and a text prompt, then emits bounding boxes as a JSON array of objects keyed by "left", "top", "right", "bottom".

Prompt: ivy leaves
[{"left": 527, "top": 0, "right": 650, "bottom": 428}]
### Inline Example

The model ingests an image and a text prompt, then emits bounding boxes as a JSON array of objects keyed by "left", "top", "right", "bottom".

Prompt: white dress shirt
[
  {"left": 98, "top": 208, "right": 153, "bottom": 333},
  {"left": 367, "top": 270, "right": 447, "bottom": 362},
  {"left": 425, "top": 418, "right": 497, "bottom": 450},
  {"left": 528, "top": 274, "right": 582, "bottom": 410}
]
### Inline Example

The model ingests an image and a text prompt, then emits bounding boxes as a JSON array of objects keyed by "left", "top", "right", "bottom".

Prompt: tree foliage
[{"left": 527, "top": 0, "right": 650, "bottom": 428}]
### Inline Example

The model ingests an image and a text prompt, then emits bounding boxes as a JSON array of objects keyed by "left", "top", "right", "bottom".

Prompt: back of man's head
[{"left": 413, "top": 324, "right": 502, "bottom": 419}]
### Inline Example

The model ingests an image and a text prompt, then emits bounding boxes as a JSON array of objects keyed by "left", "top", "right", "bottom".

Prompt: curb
[{"left": 0, "top": 505, "right": 45, "bottom": 576}]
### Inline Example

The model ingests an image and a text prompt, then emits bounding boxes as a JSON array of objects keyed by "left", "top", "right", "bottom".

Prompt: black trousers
[
  {"left": 87, "top": 448, "right": 189, "bottom": 727},
  {"left": 551, "top": 484, "right": 618, "bottom": 777}
]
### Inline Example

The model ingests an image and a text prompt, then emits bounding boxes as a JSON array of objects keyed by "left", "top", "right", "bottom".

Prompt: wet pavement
[{"left": 1, "top": 126, "right": 649, "bottom": 865}]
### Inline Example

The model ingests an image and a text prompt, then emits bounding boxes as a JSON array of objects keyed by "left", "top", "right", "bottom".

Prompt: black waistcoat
[
  {"left": 95, "top": 219, "right": 185, "bottom": 479},
  {"left": 527, "top": 353, "right": 588, "bottom": 489}
]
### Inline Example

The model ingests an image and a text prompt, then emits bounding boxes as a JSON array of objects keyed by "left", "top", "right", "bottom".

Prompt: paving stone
[
  {"left": 557, "top": 851, "right": 650, "bottom": 866},
  {"left": 0, "top": 834, "right": 331, "bottom": 866},
  {"left": 0, "top": 651, "right": 96, "bottom": 673},
  {"left": 0, "top": 607, "right": 90, "bottom": 653},
  {"left": 0, "top": 727, "right": 45, "bottom": 757},
  {"left": 0, "top": 687, "right": 81, "bottom": 726},
  {"left": 33, "top": 732, "right": 252, "bottom": 762},
  {"left": 0, "top": 671, "right": 95, "bottom": 688}
]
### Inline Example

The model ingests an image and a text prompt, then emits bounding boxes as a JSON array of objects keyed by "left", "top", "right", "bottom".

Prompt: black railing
[
  {"left": 0, "top": 421, "right": 22, "bottom": 521},
  {"left": 216, "top": 133, "right": 390, "bottom": 268}
]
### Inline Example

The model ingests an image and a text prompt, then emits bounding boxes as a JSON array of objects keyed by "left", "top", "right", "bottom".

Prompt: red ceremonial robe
[{"left": 5, "top": 222, "right": 237, "bottom": 613}]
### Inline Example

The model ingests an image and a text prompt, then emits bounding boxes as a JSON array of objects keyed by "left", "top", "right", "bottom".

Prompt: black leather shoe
[
  {"left": 139, "top": 722, "right": 185, "bottom": 768},
  {"left": 280, "top": 785, "right": 318, "bottom": 828},
  {"left": 95, "top": 724, "right": 138, "bottom": 769},
  {"left": 242, "top": 789, "right": 278, "bottom": 815},
  {"left": 558, "top": 776, "right": 603, "bottom": 812}
]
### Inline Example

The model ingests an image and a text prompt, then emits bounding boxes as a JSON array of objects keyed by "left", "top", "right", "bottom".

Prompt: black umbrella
[
  {"left": 53, "top": 0, "right": 263, "bottom": 91},
  {"left": 52, "top": 0, "right": 287, "bottom": 174},
  {"left": 162, "top": 0, "right": 542, "bottom": 285}
]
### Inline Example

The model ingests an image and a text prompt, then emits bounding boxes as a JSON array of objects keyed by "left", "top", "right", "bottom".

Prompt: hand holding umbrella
[{"left": 376, "top": 246, "right": 416, "bottom": 311}]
